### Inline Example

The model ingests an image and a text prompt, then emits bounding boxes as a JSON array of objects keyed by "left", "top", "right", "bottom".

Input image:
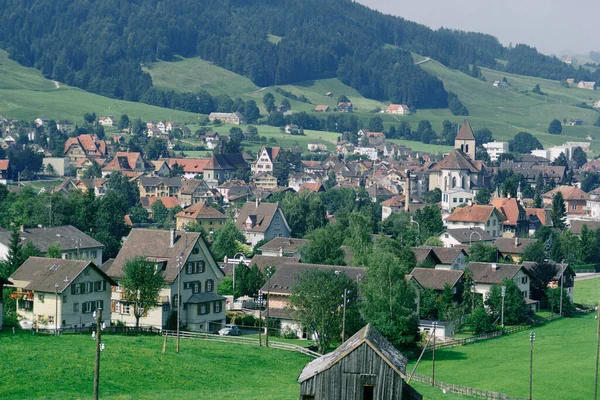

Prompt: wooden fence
[
  {"left": 35, "top": 325, "right": 162, "bottom": 336},
  {"left": 575, "top": 273, "right": 600, "bottom": 281},
  {"left": 162, "top": 330, "right": 321, "bottom": 358},
  {"left": 410, "top": 373, "right": 530, "bottom": 400}
]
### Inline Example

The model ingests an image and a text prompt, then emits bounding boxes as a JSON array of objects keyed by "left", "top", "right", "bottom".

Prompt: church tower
[{"left": 454, "top": 119, "right": 476, "bottom": 160}]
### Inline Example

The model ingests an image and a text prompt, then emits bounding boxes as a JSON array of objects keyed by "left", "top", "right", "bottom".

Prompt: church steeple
[{"left": 454, "top": 119, "right": 476, "bottom": 159}]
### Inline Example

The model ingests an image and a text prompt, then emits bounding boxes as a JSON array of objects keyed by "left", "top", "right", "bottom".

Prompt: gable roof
[
  {"left": 543, "top": 185, "right": 589, "bottom": 201},
  {"left": 443, "top": 227, "right": 494, "bottom": 243},
  {"left": 0, "top": 225, "right": 103, "bottom": 253},
  {"left": 493, "top": 238, "right": 538, "bottom": 255},
  {"left": 140, "top": 196, "right": 180, "bottom": 209},
  {"left": 412, "top": 247, "right": 441, "bottom": 265},
  {"left": 455, "top": 119, "right": 475, "bottom": 140},
  {"left": 467, "top": 262, "right": 527, "bottom": 284},
  {"left": 235, "top": 201, "right": 289, "bottom": 233},
  {"left": 570, "top": 220, "right": 600, "bottom": 235},
  {"left": 298, "top": 324, "right": 408, "bottom": 382},
  {"left": 175, "top": 203, "right": 226, "bottom": 220},
  {"left": 106, "top": 229, "right": 221, "bottom": 283},
  {"left": 205, "top": 154, "right": 248, "bottom": 171},
  {"left": 166, "top": 158, "right": 210, "bottom": 174},
  {"left": 180, "top": 179, "right": 210, "bottom": 195},
  {"left": 0, "top": 159, "right": 9, "bottom": 171},
  {"left": 445, "top": 204, "right": 505, "bottom": 223},
  {"left": 408, "top": 268, "right": 464, "bottom": 291},
  {"left": 491, "top": 197, "right": 526, "bottom": 227},
  {"left": 426, "top": 246, "right": 467, "bottom": 264},
  {"left": 10, "top": 257, "right": 116, "bottom": 293},
  {"left": 431, "top": 149, "right": 480, "bottom": 173}
]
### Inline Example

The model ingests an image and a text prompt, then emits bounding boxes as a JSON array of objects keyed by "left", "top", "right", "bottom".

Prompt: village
[{"left": 0, "top": 110, "right": 599, "bottom": 399}]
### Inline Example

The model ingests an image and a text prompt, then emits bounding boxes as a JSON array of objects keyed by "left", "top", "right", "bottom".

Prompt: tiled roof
[
  {"left": 425, "top": 246, "right": 467, "bottom": 264},
  {"left": 166, "top": 158, "right": 210, "bottom": 174},
  {"left": 444, "top": 227, "right": 494, "bottom": 243},
  {"left": 140, "top": 196, "right": 180, "bottom": 209},
  {"left": 445, "top": 204, "right": 504, "bottom": 223},
  {"left": 235, "top": 202, "right": 285, "bottom": 233},
  {"left": 408, "top": 268, "right": 463, "bottom": 291},
  {"left": 569, "top": 220, "right": 600, "bottom": 235},
  {"left": 0, "top": 159, "right": 9, "bottom": 171},
  {"left": 0, "top": 225, "right": 103, "bottom": 253},
  {"left": 467, "top": 262, "right": 526, "bottom": 284},
  {"left": 493, "top": 237, "right": 539, "bottom": 255},
  {"left": 431, "top": 149, "right": 480, "bottom": 173},
  {"left": 491, "top": 198, "right": 525, "bottom": 227},
  {"left": 175, "top": 203, "right": 226, "bottom": 220},
  {"left": 455, "top": 119, "right": 476, "bottom": 140},
  {"left": 258, "top": 237, "right": 309, "bottom": 253},
  {"left": 543, "top": 185, "right": 590, "bottom": 201}
]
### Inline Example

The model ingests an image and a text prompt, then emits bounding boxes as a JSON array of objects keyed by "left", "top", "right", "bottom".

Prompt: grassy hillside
[{"left": 0, "top": 50, "right": 202, "bottom": 124}]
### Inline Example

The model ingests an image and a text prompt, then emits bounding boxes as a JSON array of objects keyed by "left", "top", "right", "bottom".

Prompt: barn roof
[{"left": 298, "top": 324, "right": 408, "bottom": 383}]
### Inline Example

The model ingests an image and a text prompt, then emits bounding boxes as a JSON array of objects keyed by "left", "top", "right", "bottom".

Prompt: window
[
  {"left": 95, "top": 281, "right": 103, "bottom": 292},
  {"left": 521, "top": 291, "right": 528, "bottom": 298},
  {"left": 183, "top": 282, "right": 191, "bottom": 290},
  {"left": 172, "top": 295, "right": 180, "bottom": 307},
  {"left": 193, "top": 281, "right": 200, "bottom": 294},
  {"left": 453, "top": 198, "right": 457, "bottom": 203},
  {"left": 487, "top": 220, "right": 490, "bottom": 226},
  {"left": 186, "top": 261, "right": 205, "bottom": 274},
  {"left": 39, "top": 294, "right": 45, "bottom": 303},
  {"left": 91, "top": 250, "right": 97, "bottom": 259},
  {"left": 493, "top": 230, "right": 496, "bottom": 237},
  {"left": 214, "top": 301, "right": 222, "bottom": 313},
  {"left": 493, "top": 220, "right": 497, "bottom": 226},
  {"left": 48, "top": 316, "right": 55, "bottom": 324},
  {"left": 123, "top": 304, "right": 130, "bottom": 315},
  {"left": 198, "top": 304, "right": 206, "bottom": 315},
  {"left": 572, "top": 204, "right": 577, "bottom": 211},
  {"left": 521, "top": 276, "right": 528, "bottom": 284},
  {"left": 84, "top": 268, "right": 90, "bottom": 276},
  {"left": 82, "top": 302, "right": 92, "bottom": 314},
  {"left": 363, "top": 385, "right": 374, "bottom": 400},
  {"left": 73, "top": 302, "right": 79, "bottom": 312},
  {"left": 444, "top": 233, "right": 449, "bottom": 238},
  {"left": 63, "top": 295, "right": 67, "bottom": 303},
  {"left": 459, "top": 198, "right": 463, "bottom": 203},
  {"left": 206, "top": 280, "right": 214, "bottom": 292}
]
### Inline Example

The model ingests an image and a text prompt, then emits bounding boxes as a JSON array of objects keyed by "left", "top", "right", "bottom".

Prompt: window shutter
[
  {"left": 103, "top": 281, "right": 107, "bottom": 291},
  {"left": 206, "top": 302, "right": 211, "bottom": 314},
  {"left": 71, "top": 285, "right": 75, "bottom": 295},
  {"left": 111, "top": 300, "right": 115, "bottom": 312}
]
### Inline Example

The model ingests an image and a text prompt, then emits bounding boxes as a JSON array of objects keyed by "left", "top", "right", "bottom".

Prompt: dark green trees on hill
[
  {"left": 548, "top": 119, "right": 563, "bottom": 135},
  {"left": 509, "top": 132, "right": 543, "bottom": 153}
]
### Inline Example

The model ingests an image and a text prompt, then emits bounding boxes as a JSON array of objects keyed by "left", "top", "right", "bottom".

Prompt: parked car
[{"left": 218, "top": 324, "right": 241, "bottom": 336}]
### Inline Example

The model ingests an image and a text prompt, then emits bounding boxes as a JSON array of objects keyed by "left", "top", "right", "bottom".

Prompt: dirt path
[
  {"left": 414, "top": 57, "right": 431, "bottom": 65},
  {"left": 53, "top": 80, "right": 60, "bottom": 89}
]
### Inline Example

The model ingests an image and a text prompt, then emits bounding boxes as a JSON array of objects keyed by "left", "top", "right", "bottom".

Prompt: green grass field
[
  {"left": 0, "top": 333, "right": 310, "bottom": 400},
  {"left": 574, "top": 278, "right": 600, "bottom": 306},
  {"left": 0, "top": 50, "right": 202, "bottom": 124}
]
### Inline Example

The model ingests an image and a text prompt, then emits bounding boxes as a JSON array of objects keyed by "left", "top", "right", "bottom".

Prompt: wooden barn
[{"left": 298, "top": 324, "right": 422, "bottom": 400}]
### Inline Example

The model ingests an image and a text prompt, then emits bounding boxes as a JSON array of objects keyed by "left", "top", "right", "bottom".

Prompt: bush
[{"left": 469, "top": 307, "right": 496, "bottom": 334}]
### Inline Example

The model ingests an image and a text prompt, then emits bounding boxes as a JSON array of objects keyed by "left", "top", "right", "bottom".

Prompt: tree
[
  {"left": 509, "top": 132, "right": 543, "bottom": 153},
  {"left": 278, "top": 191, "right": 327, "bottom": 238},
  {"left": 485, "top": 278, "right": 529, "bottom": 325},
  {"left": 413, "top": 205, "right": 444, "bottom": 242},
  {"left": 290, "top": 268, "right": 360, "bottom": 353},
  {"left": 151, "top": 199, "right": 169, "bottom": 225},
  {"left": 338, "top": 95, "right": 350, "bottom": 103},
  {"left": 242, "top": 100, "right": 260, "bottom": 123},
  {"left": 262, "top": 92, "right": 276, "bottom": 114},
  {"left": 145, "top": 137, "right": 168, "bottom": 160},
  {"left": 528, "top": 260, "right": 558, "bottom": 303},
  {"left": 572, "top": 147, "right": 587, "bottom": 169},
  {"left": 301, "top": 223, "right": 346, "bottom": 265},
  {"left": 211, "top": 221, "right": 246, "bottom": 262},
  {"left": 469, "top": 307, "right": 495, "bottom": 334},
  {"left": 475, "top": 188, "right": 491, "bottom": 204},
  {"left": 553, "top": 152, "right": 568, "bottom": 167},
  {"left": 548, "top": 119, "right": 562, "bottom": 135},
  {"left": 368, "top": 116, "right": 384, "bottom": 132},
  {"left": 121, "top": 256, "right": 166, "bottom": 328},
  {"left": 45, "top": 163, "right": 55, "bottom": 176},
  {"left": 3, "top": 228, "right": 23, "bottom": 276},
  {"left": 546, "top": 287, "right": 575, "bottom": 316},
  {"left": 46, "top": 243, "right": 62, "bottom": 258},
  {"left": 423, "top": 237, "right": 444, "bottom": 247},
  {"left": 522, "top": 241, "right": 546, "bottom": 264},
  {"left": 469, "top": 243, "right": 498, "bottom": 262},
  {"left": 360, "top": 249, "right": 419, "bottom": 351},
  {"left": 551, "top": 191, "right": 567, "bottom": 230},
  {"left": 424, "top": 188, "right": 441, "bottom": 204},
  {"left": 447, "top": 92, "right": 468, "bottom": 116},
  {"left": 118, "top": 114, "right": 130, "bottom": 130},
  {"left": 82, "top": 160, "right": 102, "bottom": 179}
]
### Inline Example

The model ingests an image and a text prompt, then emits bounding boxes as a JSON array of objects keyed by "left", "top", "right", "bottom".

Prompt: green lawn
[
  {"left": 408, "top": 313, "right": 598, "bottom": 399},
  {"left": 0, "top": 332, "right": 310, "bottom": 399},
  {"left": 574, "top": 278, "right": 600, "bottom": 306},
  {"left": 0, "top": 49, "right": 202, "bottom": 124}
]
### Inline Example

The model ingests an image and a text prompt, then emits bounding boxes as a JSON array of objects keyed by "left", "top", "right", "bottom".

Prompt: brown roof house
[
  {"left": 522, "top": 261, "right": 575, "bottom": 302},
  {"left": 235, "top": 200, "right": 291, "bottom": 247},
  {"left": 491, "top": 197, "right": 529, "bottom": 238},
  {"left": 0, "top": 159, "right": 11, "bottom": 184},
  {"left": 203, "top": 153, "right": 249, "bottom": 187},
  {"left": 445, "top": 204, "right": 505, "bottom": 238},
  {"left": 9, "top": 257, "right": 115, "bottom": 330},
  {"left": 494, "top": 237, "right": 539, "bottom": 263},
  {"left": 105, "top": 229, "right": 225, "bottom": 332},
  {"left": 543, "top": 185, "right": 589, "bottom": 216},
  {"left": 467, "top": 262, "right": 532, "bottom": 303},
  {"left": 175, "top": 203, "right": 227, "bottom": 232},
  {"left": 298, "top": 324, "right": 422, "bottom": 400},
  {"left": 102, "top": 152, "right": 147, "bottom": 176},
  {"left": 258, "top": 237, "right": 309, "bottom": 258},
  {"left": 438, "top": 227, "right": 494, "bottom": 248},
  {"left": 250, "top": 146, "right": 280, "bottom": 176}
]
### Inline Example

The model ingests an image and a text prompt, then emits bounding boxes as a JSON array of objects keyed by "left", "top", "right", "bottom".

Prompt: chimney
[
  {"left": 255, "top": 196, "right": 259, "bottom": 208},
  {"left": 514, "top": 236, "right": 519, "bottom": 248},
  {"left": 404, "top": 169, "right": 411, "bottom": 212},
  {"left": 169, "top": 229, "right": 176, "bottom": 248},
  {"left": 468, "top": 199, "right": 473, "bottom": 207},
  {"left": 492, "top": 263, "right": 498, "bottom": 271},
  {"left": 279, "top": 247, "right": 283, "bottom": 257}
]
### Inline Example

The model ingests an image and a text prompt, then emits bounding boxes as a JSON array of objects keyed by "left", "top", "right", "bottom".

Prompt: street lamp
[
  {"left": 559, "top": 260, "right": 565, "bottom": 316},
  {"left": 529, "top": 332, "right": 535, "bottom": 400},
  {"left": 469, "top": 230, "right": 482, "bottom": 246},
  {"left": 501, "top": 286, "right": 506, "bottom": 328},
  {"left": 341, "top": 289, "right": 350, "bottom": 342},
  {"left": 231, "top": 252, "right": 246, "bottom": 294},
  {"left": 410, "top": 218, "right": 420, "bottom": 240}
]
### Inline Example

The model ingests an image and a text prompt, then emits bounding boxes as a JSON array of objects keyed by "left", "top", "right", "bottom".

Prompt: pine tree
[
  {"left": 551, "top": 191, "right": 567, "bottom": 230},
  {"left": 533, "top": 192, "right": 543, "bottom": 208},
  {"left": 5, "top": 228, "right": 23, "bottom": 275}
]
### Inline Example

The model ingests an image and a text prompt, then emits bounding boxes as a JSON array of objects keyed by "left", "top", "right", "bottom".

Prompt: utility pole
[
  {"left": 529, "top": 331, "right": 535, "bottom": 400},
  {"left": 93, "top": 308, "right": 102, "bottom": 400},
  {"left": 432, "top": 321, "right": 437, "bottom": 387},
  {"left": 258, "top": 290, "right": 263, "bottom": 347},
  {"left": 176, "top": 254, "right": 182, "bottom": 354},
  {"left": 501, "top": 286, "right": 506, "bottom": 328},
  {"left": 55, "top": 283, "right": 59, "bottom": 336},
  {"left": 342, "top": 288, "right": 347, "bottom": 342},
  {"left": 559, "top": 261, "right": 565, "bottom": 316},
  {"left": 265, "top": 266, "right": 275, "bottom": 347},
  {"left": 594, "top": 302, "right": 600, "bottom": 400}
]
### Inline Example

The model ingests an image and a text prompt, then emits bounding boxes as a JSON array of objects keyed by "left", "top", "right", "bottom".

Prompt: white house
[
  {"left": 482, "top": 141, "right": 509, "bottom": 162},
  {"left": 98, "top": 116, "right": 116, "bottom": 127},
  {"left": 386, "top": 104, "right": 410, "bottom": 115},
  {"left": 444, "top": 204, "right": 505, "bottom": 238},
  {"left": 438, "top": 227, "right": 494, "bottom": 248},
  {"left": 467, "top": 262, "right": 532, "bottom": 302},
  {"left": 235, "top": 201, "right": 291, "bottom": 247},
  {"left": 9, "top": 257, "right": 115, "bottom": 329},
  {"left": 353, "top": 146, "right": 378, "bottom": 161},
  {"left": 441, "top": 188, "right": 474, "bottom": 212}
]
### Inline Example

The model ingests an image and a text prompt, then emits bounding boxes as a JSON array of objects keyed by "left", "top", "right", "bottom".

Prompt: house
[
  {"left": 0, "top": 276, "right": 13, "bottom": 330},
  {"left": 542, "top": 185, "right": 589, "bottom": 216},
  {"left": 467, "top": 262, "right": 532, "bottom": 301},
  {"left": 150, "top": 160, "right": 171, "bottom": 177},
  {"left": 298, "top": 324, "right": 422, "bottom": 400},
  {"left": 564, "top": 57, "right": 573, "bottom": 64},
  {"left": 251, "top": 146, "right": 280, "bottom": 176},
  {"left": 251, "top": 172, "right": 278, "bottom": 190},
  {"left": 179, "top": 179, "right": 214, "bottom": 207},
  {"left": 438, "top": 227, "right": 494, "bottom": 248},
  {"left": 9, "top": 257, "right": 115, "bottom": 329},
  {"left": 165, "top": 158, "right": 211, "bottom": 179},
  {"left": 493, "top": 80, "right": 509, "bottom": 88},
  {"left": 419, "top": 320, "right": 455, "bottom": 340},
  {"left": 491, "top": 197, "right": 529, "bottom": 237},
  {"left": 175, "top": 203, "right": 226, "bottom": 232},
  {"left": 235, "top": 200, "right": 291, "bottom": 247},
  {"left": 264, "top": 262, "right": 365, "bottom": 339},
  {"left": 525, "top": 207, "right": 552, "bottom": 235},
  {"left": 106, "top": 229, "right": 225, "bottom": 331},
  {"left": 102, "top": 152, "right": 146, "bottom": 176},
  {"left": 76, "top": 178, "right": 109, "bottom": 197},
  {"left": 258, "top": 237, "right": 309, "bottom": 258},
  {"left": 569, "top": 219, "right": 600, "bottom": 236},
  {"left": 325, "top": 92, "right": 334, "bottom": 98},
  {"left": 201, "top": 131, "right": 221, "bottom": 150},
  {"left": 138, "top": 176, "right": 183, "bottom": 198},
  {"left": 98, "top": 116, "right": 116, "bottom": 126},
  {"left": 416, "top": 247, "right": 468, "bottom": 270},
  {"left": 445, "top": 204, "right": 505, "bottom": 238},
  {"left": 299, "top": 182, "right": 325, "bottom": 193},
  {"left": 408, "top": 268, "right": 464, "bottom": 295},
  {"left": 578, "top": 81, "right": 596, "bottom": 90},
  {"left": 494, "top": 237, "right": 539, "bottom": 263},
  {"left": 203, "top": 153, "right": 249, "bottom": 187},
  {"left": 567, "top": 119, "right": 583, "bottom": 126},
  {"left": 337, "top": 101, "right": 353, "bottom": 113},
  {"left": 289, "top": 172, "right": 323, "bottom": 192},
  {"left": 594, "top": 100, "right": 600, "bottom": 109},
  {"left": 139, "top": 197, "right": 180, "bottom": 215},
  {"left": 353, "top": 146, "right": 378, "bottom": 161},
  {"left": 0, "top": 160, "right": 11, "bottom": 184},
  {"left": 56, "top": 120, "right": 74, "bottom": 133},
  {"left": 441, "top": 188, "right": 474, "bottom": 212},
  {"left": 63, "top": 134, "right": 108, "bottom": 161},
  {"left": 218, "top": 180, "right": 253, "bottom": 204},
  {"left": 482, "top": 141, "right": 509, "bottom": 162},
  {"left": 34, "top": 117, "right": 50, "bottom": 127},
  {"left": 314, "top": 105, "right": 330, "bottom": 112},
  {"left": 208, "top": 112, "right": 244, "bottom": 125},
  {"left": 0, "top": 225, "right": 104, "bottom": 266},
  {"left": 308, "top": 143, "right": 328, "bottom": 152},
  {"left": 386, "top": 104, "right": 410, "bottom": 115},
  {"left": 522, "top": 261, "right": 575, "bottom": 301}
]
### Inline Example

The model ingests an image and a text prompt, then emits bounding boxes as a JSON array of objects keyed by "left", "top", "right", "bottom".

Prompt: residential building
[
  {"left": 308, "top": 143, "right": 328, "bottom": 152},
  {"left": 444, "top": 204, "right": 505, "bottom": 238},
  {"left": 353, "top": 146, "right": 378, "bottom": 161},
  {"left": 150, "top": 160, "right": 171, "bottom": 177},
  {"left": 0, "top": 225, "right": 104, "bottom": 266},
  {"left": 570, "top": 219, "right": 600, "bottom": 236},
  {"left": 102, "top": 152, "right": 147, "bottom": 176},
  {"left": 467, "top": 262, "right": 532, "bottom": 301},
  {"left": 235, "top": 201, "right": 291, "bottom": 247},
  {"left": 314, "top": 105, "right": 330, "bottom": 112},
  {"left": 251, "top": 146, "right": 280, "bottom": 176},
  {"left": 138, "top": 176, "right": 183, "bottom": 198},
  {"left": 413, "top": 247, "right": 468, "bottom": 270},
  {"left": 106, "top": 229, "right": 225, "bottom": 331},
  {"left": 9, "top": 257, "right": 115, "bottom": 329},
  {"left": 386, "top": 104, "right": 410, "bottom": 115},
  {"left": 140, "top": 197, "right": 180, "bottom": 215},
  {"left": 179, "top": 179, "right": 214, "bottom": 207},
  {"left": 578, "top": 81, "right": 596, "bottom": 90},
  {"left": 203, "top": 154, "right": 249, "bottom": 187},
  {"left": 491, "top": 197, "right": 529, "bottom": 237},
  {"left": 441, "top": 188, "right": 474, "bottom": 212},
  {"left": 522, "top": 261, "right": 575, "bottom": 302},
  {"left": 165, "top": 158, "right": 210, "bottom": 179},
  {"left": 494, "top": 237, "right": 539, "bottom": 263},
  {"left": 438, "top": 227, "right": 494, "bottom": 248},
  {"left": 0, "top": 160, "right": 10, "bottom": 184},
  {"left": 0, "top": 276, "right": 12, "bottom": 330},
  {"left": 408, "top": 268, "right": 464, "bottom": 296},
  {"left": 175, "top": 203, "right": 227, "bottom": 232},
  {"left": 218, "top": 180, "right": 253, "bottom": 204},
  {"left": 208, "top": 112, "right": 244, "bottom": 125},
  {"left": 482, "top": 141, "right": 509, "bottom": 162},
  {"left": 76, "top": 178, "right": 109, "bottom": 197},
  {"left": 251, "top": 173, "right": 278, "bottom": 190},
  {"left": 531, "top": 142, "right": 590, "bottom": 162},
  {"left": 56, "top": 120, "right": 74, "bottom": 133},
  {"left": 337, "top": 102, "right": 353, "bottom": 112},
  {"left": 34, "top": 116, "right": 50, "bottom": 127},
  {"left": 258, "top": 237, "right": 309, "bottom": 258},
  {"left": 63, "top": 134, "right": 108, "bottom": 161},
  {"left": 98, "top": 116, "right": 116, "bottom": 126},
  {"left": 298, "top": 324, "right": 422, "bottom": 400},
  {"left": 542, "top": 185, "right": 589, "bottom": 216}
]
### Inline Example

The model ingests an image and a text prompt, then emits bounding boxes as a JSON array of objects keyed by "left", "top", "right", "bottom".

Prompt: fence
[
  {"left": 574, "top": 273, "right": 600, "bottom": 281},
  {"left": 409, "top": 373, "right": 530, "bottom": 400},
  {"left": 35, "top": 325, "right": 162, "bottom": 336},
  {"left": 162, "top": 329, "right": 321, "bottom": 358}
]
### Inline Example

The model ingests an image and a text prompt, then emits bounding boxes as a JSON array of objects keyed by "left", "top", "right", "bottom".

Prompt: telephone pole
[
  {"left": 341, "top": 288, "right": 347, "bottom": 342},
  {"left": 559, "top": 261, "right": 565, "bottom": 316},
  {"left": 176, "top": 254, "right": 183, "bottom": 354},
  {"left": 93, "top": 308, "right": 102, "bottom": 400},
  {"left": 432, "top": 321, "right": 437, "bottom": 387},
  {"left": 594, "top": 302, "right": 600, "bottom": 400},
  {"left": 529, "top": 331, "right": 535, "bottom": 400}
]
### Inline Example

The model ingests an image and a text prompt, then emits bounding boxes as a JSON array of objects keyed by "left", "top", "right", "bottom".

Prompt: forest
[{"left": 0, "top": 0, "right": 596, "bottom": 113}]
